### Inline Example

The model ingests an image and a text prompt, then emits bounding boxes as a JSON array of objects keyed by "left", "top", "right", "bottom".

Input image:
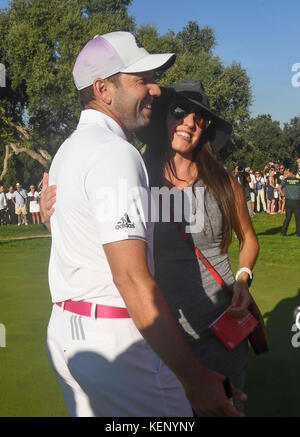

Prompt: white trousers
[
  {"left": 46, "top": 304, "right": 193, "bottom": 417},
  {"left": 256, "top": 189, "right": 267, "bottom": 212}
]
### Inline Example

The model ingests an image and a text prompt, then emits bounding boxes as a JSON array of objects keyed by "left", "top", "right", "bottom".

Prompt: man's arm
[
  {"left": 40, "top": 173, "right": 247, "bottom": 416},
  {"left": 103, "top": 239, "right": 247, "bottom": 417},
  {"left": 278, "top": 182, "right": 284, "bottom": 198}
]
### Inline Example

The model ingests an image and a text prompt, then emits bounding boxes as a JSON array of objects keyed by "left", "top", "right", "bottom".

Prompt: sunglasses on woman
[{"left": 168, "top": 101, "right": 211, "bottom": 129}]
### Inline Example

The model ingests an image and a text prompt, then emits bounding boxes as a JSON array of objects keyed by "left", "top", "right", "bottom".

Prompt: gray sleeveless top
[{"left": 153, "top": 179, "right": 235, "bottom": 344}]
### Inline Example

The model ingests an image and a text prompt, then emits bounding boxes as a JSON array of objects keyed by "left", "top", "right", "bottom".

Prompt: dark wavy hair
[{"left": 137, "top": 88, "right": 244, "bottom": 253}]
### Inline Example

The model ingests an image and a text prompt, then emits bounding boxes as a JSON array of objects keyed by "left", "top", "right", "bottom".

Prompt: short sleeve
[{"left": 85, "top": 142, "right": 151, "bottom": 245}]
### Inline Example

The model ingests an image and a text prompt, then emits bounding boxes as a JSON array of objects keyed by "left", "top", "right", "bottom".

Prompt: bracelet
[{"left": 235, "top": 267, "right": 253, "bottom": 281}]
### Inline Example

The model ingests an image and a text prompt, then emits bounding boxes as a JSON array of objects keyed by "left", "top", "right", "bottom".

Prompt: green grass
[
  {"left": 0, "top": 213, "right": 299, "bottom": 417},
  {"left": 0, "top": 237, "right": 67, "bottom": 417},
  {"left": 0, "top": 224, "right": 50, "bottom": 240},
  {"left": 229, "top": 212, "right": 300, "bottom": 417}
]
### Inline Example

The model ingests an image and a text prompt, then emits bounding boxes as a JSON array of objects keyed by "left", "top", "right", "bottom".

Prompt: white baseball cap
[{"left": 72, "top": 31, "right": 176, "bottom": 90}]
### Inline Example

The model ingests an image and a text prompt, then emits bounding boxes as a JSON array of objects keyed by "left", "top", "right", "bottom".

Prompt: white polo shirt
[
  {"left": 249, "top": 173, "right": 256, "bottom": 190},
  {"left": 13, "top": 189, "right": 27, "bottom": 206},
  {"left": 6, "top": 192, "right": 14, "bottom": 201},
  {"left": 0, "top": 192, "right": 6, "bottom": 210},
  {"left": 48, "top": 109, "right": 154, "bottom": 306}
]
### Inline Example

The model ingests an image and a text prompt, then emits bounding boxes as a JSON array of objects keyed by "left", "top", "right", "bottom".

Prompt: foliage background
[{"left": 0, "top": 0, "right": 299, "bottom": 188}]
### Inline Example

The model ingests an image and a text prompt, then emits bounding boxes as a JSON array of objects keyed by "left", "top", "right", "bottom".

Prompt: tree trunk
[
  {"left": 0, "top": 142, "right": 52, "bottom": 181},
  {"left": 0, "top": 144, "right": 14, "bottom": 181},
  {"left": 8, "top": 142, "right": 51, "bottom": 168}
]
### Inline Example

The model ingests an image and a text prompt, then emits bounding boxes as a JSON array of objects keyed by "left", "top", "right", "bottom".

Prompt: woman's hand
[
  {"left": 40, "top": 172, "right": 56, "bottom": 231},
  {"left": 229, "top": 177, "right": 259, "bottom": 318},
  {"left": 229, "top": 279, "right": 252, "bottom": 318},
  {"left": 186, "top": 369, "right": 247, "bottom": 417}
]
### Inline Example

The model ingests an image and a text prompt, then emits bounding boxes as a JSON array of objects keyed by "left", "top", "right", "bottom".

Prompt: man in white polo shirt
[{"left": 42, "top": 31, "right": 246, "bottom": 417}]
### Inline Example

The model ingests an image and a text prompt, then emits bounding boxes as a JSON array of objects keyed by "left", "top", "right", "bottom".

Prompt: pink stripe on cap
[{"left": 72, "top": 36, "right": 123, "bottom": 90}]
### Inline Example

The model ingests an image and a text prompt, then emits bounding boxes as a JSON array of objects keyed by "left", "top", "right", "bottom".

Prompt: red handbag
[{"left": 172, "top": 219, "right": 269, "bottom": 355}]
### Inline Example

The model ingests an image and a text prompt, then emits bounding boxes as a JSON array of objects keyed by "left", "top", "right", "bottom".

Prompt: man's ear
[{"left": 93, "top": 78, "right": 112, "bottom": 104}]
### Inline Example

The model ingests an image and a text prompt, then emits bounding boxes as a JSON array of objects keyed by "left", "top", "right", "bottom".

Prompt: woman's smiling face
[{"left": 166, "top": 100, "right": 208, "bottom": 157}]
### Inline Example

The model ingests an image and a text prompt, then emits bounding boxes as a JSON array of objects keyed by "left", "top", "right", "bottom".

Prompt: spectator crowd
[
  {"left": 233, "top": 159, "right": 300, "bottom": 217},
  {"left": 0, "top": 182, "right": 41, "bottom": 226},
  {"left": 1, "top": 159, "right": 300, "bottom": 230}
]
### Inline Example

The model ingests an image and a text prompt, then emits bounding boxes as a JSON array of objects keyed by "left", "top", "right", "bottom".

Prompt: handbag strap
[
  {"left": 172, "top": 217, "right": 259, "bottom": 317},
  {"left": 170, "top": 210, "right": 232, "bottom": 298}
]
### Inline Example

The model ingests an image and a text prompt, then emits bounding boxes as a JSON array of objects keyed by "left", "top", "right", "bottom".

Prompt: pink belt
[{"left": 56, "top": 300, "right": 131, "bottom": 319}]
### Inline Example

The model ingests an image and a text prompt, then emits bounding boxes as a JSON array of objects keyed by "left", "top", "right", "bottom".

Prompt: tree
[
  {"left": 221, "top": 115, "right": 288, "bottom": 171},
  {"left": 1, "top": 6, "right": 49, "bottom": 185},
  {"left": 136, "top": 22, "right": 252, "bottom": 127},
  {"left": 161, "top": 53, "right": 252, "bottom": 127},
  {"left": 6, "top": 0, "right": 135, "bottom": 117},
  {"left": 177, "top": 21, "right": 216, "bottom": 54},
  {"left": 3, "top": 3, "right": 282, "bottom": 183},
  {"left": 282, "top": 116, "right": 300, "bottom": 162},
  {"left": 0, "top": 0, "right": 135, "bottom": 186},
  {"left": 135, "top": 25, "right": 180, "bottom": 55}
]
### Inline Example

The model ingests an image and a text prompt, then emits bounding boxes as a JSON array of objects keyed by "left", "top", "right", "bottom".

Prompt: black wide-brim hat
[{"left": 137, "top": 79, "right": 232, "bottom": 153}]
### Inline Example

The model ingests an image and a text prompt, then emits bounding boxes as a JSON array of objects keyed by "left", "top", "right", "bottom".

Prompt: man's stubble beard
[{"left": 112, "top": 85, "right": 151, "bottom": 134}]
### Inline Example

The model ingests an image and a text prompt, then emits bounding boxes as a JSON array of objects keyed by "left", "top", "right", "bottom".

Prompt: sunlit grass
[{"left": 0, "top": 212, "right": 299, "bottom": 416}]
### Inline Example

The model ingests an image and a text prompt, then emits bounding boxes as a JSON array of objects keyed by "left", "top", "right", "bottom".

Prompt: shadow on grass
[
  {"left": 256, "top": 226, "right": 283, "bottom": 236},
  {"left": 0, "top": 235, "right": 51, "bottom": 246},
  {"left": 245, "top": 289, "right": 300, "bottom": 417}
]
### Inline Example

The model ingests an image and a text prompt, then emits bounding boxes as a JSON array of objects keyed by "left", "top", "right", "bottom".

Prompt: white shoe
[{"left": 25, "top": 222, "right": 28, "bottom": 226}]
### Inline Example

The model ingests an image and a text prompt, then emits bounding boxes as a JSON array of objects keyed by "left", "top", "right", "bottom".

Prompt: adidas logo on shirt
[{"left": 115, "top": 213, "right": 135, "bottom": 230}]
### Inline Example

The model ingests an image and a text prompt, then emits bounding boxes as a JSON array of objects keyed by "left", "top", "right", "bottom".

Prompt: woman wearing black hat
[
  {"left": 138, "top": 79, "right": 259, "bottom": 412},
  {"left": 41, "top": 79, "right": 259, "bottom": 414}
]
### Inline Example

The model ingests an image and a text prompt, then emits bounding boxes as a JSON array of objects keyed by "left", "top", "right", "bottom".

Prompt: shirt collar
[{"left": 77, "top": 109, "right": 127, "bottom": 141}]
